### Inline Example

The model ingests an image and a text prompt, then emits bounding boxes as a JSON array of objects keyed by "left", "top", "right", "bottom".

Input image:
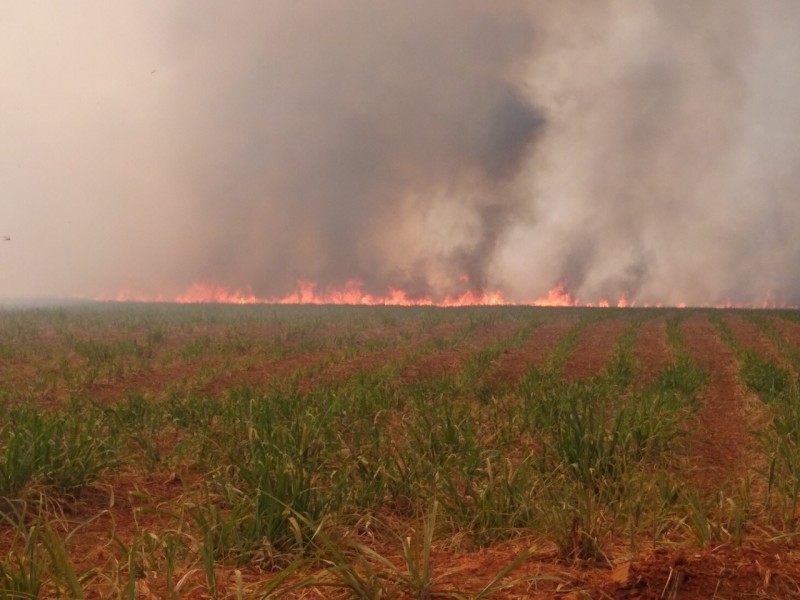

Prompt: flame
[
  {"left": 175, "top": 283, "right": 261, "bottom": 304},
  {"left": 100, "top": 278, "right": 797, "bottom": 309},
  {"left": 104, "top": 279, "right": 638, "bottom": 308},
  {"left": 167, "top": 280, "right": 509, "bottom": 306}
]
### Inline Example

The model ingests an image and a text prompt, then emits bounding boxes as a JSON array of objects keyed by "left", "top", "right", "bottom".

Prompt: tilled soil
[
  {"left": 611, "top": 541, "right": 800, "bottom": 600},
  {"left": 679, "top": 315, "right": 759, "bottom": 496},
  {"left": 401, "top": 320, "right": 524, "bottom": 380},
  {"left": 723, "top": 313, "right": 782, "bottom": 360},
  {"left": 304, "top": 323, "right": 463, "bottom": 389},
  {"left": 771, "top": 315, "right": 800, "bottom": 349},
  {"left": 633, "top": 317, "right": 671, "bottom": 388},
  {"left": 201, "top": 349, "right": 332, "bottom": 396},
  {"left": 562, "top": 317, "right": 629, "bottom": 381},
  {"left": 485, "top": 319, "right": 577, "bottom": 388},
  {"left": 6, "top": 307, "right": 800, "bottom": 600}
]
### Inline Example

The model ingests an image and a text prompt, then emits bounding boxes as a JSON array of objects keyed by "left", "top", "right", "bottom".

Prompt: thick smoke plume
[
  {"left": 497, "top": 1, "right": 800, "bottom": 306},
  {"left": 170, "top": 2, "right": 543, "bottom": 299},
  {"left": 1, "top": 2, "right": 800, "bottom": 305}
]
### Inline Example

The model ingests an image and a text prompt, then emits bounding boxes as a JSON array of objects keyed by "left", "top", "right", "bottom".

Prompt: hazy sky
[{"left": 2, "top": 2, "right": 799, "bottom": 305}]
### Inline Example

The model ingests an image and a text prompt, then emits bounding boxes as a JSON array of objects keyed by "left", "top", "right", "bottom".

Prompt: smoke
[
  {"left": 2, "top": 1, "right": 800, "bottom": 305},
  {"left": 168, "top": 1, "right": 543, "bottom": 299},
  {"left": 496, "top": 0, "right": 800, "bottom": 306}
]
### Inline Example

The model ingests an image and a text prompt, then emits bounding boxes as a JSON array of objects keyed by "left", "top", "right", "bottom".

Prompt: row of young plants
[
  {"left": 720, "top": 312, "right": 800, "bottom": 524},
  {"left": 0, "top": 307, "right": 712, "bottom": 598},
  {"left": 1, "top": 304, "right": 541, "bottom": 413},
  {"left": 510, "top": 312, "right": 711, "bottom": 555},
  {"left": 0, "top": 305, "right": 437, "bottom": 416},
  {"left": 0, "top": 305, "right": 535, "bottom": 597}
]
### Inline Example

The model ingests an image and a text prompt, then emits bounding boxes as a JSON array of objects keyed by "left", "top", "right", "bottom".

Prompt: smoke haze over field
[{"left": 1, "top": 1, "right": 799, "bottom": 305}]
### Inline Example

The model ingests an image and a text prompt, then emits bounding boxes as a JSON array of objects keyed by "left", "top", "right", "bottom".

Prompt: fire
[
  {"left": 101, "top": 278, "right": 796, "bottom": 308},
  {"left": 529, "top": 281, "right": 578, "bottom": 307},
  {"left": 175, "top": 283, "right": 261, "bottom": 304},
  {"left": 166, "top": 280, "right": 510, "bottom": 307},
  {"left": 105, "top": 279, "right": 634, "bottom": 308}
]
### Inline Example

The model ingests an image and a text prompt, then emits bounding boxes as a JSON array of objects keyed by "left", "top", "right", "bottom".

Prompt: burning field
[
  {"left": 4, "top": 2, "right": 800, "bottom": 597},
  {"left": 3, "top": 303, "right": 800, "bottom": 598},
  {"left": 4, "top": 2, "right": 800, "bottom": 309}
]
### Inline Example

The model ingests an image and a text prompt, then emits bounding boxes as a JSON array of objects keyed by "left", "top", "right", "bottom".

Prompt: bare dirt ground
[
  {"left": 304, "top": 322, "right": 463, "bottom": 389},
  {"left": 561, "top": 317, "right": 629, "bottom": 381},
  {"left": 201, "top": 350, "right": 332, "bottom": 396},
  {"left": 485, "top": 319, "right": 577, "bottom": 389},
  {"left": 724, "top": 313, "right": 782, "bottom": 360},
  {"left": 771, "top": 316, "right": 800, "bottom": 349},
  {"left": 633, "top": 317, "right": 671, "bottom": 388},
  {"left": 401, "top": 320, "right": 524, "bottom": 381},
  {"left": 679, "top": 315, "right": 758, "bottom": 496},
  {"left": 612, "top": 541, "right": 800, "bottom": 599}
]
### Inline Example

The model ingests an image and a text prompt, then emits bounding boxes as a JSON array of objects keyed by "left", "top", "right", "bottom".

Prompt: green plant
[
  {"left": 0, "top": 502, "right": 102, "bottom": 598},
  {"left": 740, "top": 352, "right": 791, "bottom": 402},
  {"left": 0, "top": 405, "right": 118, "bottom": 502}
]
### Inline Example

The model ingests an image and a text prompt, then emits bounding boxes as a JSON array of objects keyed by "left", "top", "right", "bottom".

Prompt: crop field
[{"left": 3, "top": 304, "right": 800, "bottom": 599}]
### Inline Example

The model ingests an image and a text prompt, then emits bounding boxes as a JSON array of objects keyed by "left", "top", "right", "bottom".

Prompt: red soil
[
  {"left": 723, "top": 314, "right": 782, "bottom": 360},
  {"left": 562, "top": 318, "right": 629, "bottom": 381},
  {"left": 401, "top": 321, "right": 523, "bottom": 380},
  {"left": 485, "top": 319, "right": 577, "bottom": 388},
  {"left": 770, "top": 316, "right": 800, "bottom": 349},
  {"left": 201, "top": 350, "right": 330, "bottom": 396},
  {"left": 305, "top": 323, "right": 463, "bottom": 389},
  {"left": 679, "top": 315, "right": 758, "bottom": 496},
  {"left": 633, "top": 317, "right": 671, "bottom": 388}
]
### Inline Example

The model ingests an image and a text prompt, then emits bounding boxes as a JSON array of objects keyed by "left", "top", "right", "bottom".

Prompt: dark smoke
[
  {"left": 170, "top": 2, "right": 543, "bottom": 299},
  {"left": 3, "top": 2, "right": 800, "bottom": 305}
]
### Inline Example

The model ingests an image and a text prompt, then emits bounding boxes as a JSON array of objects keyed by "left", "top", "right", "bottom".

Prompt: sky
[{"left": 1, "top": 1, "right": 799, "bottom": 306}]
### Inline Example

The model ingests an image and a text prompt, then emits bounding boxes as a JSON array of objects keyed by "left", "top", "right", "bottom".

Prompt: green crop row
[
  {"left": 720, "top": 312, "right": 800, "bottom": 525},
  {"left": 8, "top": 305, "right": 797, "bottom": 599}
]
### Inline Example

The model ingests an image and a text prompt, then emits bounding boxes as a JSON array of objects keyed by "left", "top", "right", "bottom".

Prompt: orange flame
[
  {"left": 104, "top": 279, "right": 637, "bottom": 308},
  {"left": 175, "top": 283, "right": 261, "bottom": 304},
  {"left": 100, "top": 279, "right": 797, "bottom": 309}
]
